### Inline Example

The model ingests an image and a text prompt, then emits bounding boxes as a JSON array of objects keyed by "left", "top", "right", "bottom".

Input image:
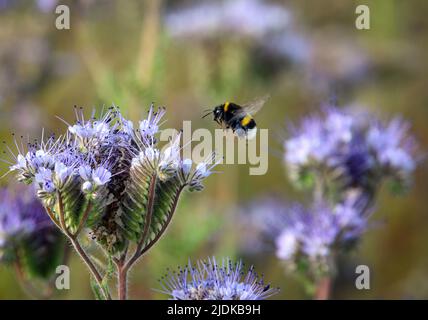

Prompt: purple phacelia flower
[
  {"left": 237, "top": 196, "right": 289, "bottom": 254},
  {"left": 165, "top": 0, "right": 290, "bottom": 40},
  {"left": 139, "top": 104, "right": 166, "bottom": 139},
  {"left": 6, "top": 104, "right": 219, "bottom": 257},
  {"left": 366, "top": 117, "right": 417, "bottom": 174},
  {"left": 0, "top": 186, "right": 54, "bottom": 262},
  {"left": 274, "top": 191, "right": 370, "bottom": 267},
  {"left": 91, "top": 166, "right": 112, "bottom": 186},
  {"left": 181, "top": 153, "right": 222, "bottom": 192},
  {"left": 159, "top": 257, "right": 279, "bottom": 300},
  {"left": 284, "top": 106, "right": 419, "bottom": 194},
  {"left": 4, "top": 103, "right": 221, "bottom": 298}
]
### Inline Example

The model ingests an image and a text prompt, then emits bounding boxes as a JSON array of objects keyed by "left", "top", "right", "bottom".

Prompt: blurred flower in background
[
  {"left": 36, "top": 0, "right": 58, "bottom": 13},
  {"left": 237, "top": 196, "right": 288, "bottom": 254},
  {"left": 165, "top": 0, "right": 290, "bottom": 40},
  {"left": 164, "top": 0, "right": 371, "bottom": 99},
  {"left": 239, "top": 105, "right": 420, "bottom": 298},
  {"left": 274, "top": 191, "right": 370, "bottom": 275},
  {"left": 284, "top": 106, "right": 419, "bottom": 199},
  {"left": 0, "top": 185, "right": 66, "bottom": 298},
  {"left": 0, "top": 185, "right": 54, "bottom": 263}
]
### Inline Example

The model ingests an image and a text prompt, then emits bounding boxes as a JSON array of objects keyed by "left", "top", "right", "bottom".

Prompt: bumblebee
[{"left": 202, "top": 95, "right": 269, "bottom": 140}]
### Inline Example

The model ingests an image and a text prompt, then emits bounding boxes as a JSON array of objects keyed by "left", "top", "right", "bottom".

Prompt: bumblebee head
[
  {"left": 202, "top": 105, "right": 224, "bottom": 122},
  {"left": 213, "top": 106, "right": 224, "bottom": 120}
]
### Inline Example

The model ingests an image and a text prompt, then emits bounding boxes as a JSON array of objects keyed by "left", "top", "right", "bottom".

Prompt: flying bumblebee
[{"left": 202, "top": 95, "right": 269, "bottom": 140}]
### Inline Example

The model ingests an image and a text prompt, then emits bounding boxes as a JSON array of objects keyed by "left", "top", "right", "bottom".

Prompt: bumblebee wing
[
  {"left": 228, "top": 95, "right": 270, "bottom": 123},
  {"left": 241, "top": 94, "right": 270, "bottom": 115}
]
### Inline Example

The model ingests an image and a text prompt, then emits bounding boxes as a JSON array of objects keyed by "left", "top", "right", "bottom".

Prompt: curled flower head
[
  {"left": 165, "top": 0, "right": 290, "bottom": 40},
  {"left": 132, "top": 133, "right": 181, "bottom": 182},
  {"left": 6, "top": 134, "right": 59, "bottom": 184},
  {"left": 183, "top": 153, "right": 222, "bottom": 192},
  {"left": 158, "top": 134, "right": 182, "bottom": 179},
  {"left": 6, "top": 104, "right": 219, "bottom": 255},
  {"left": 159, "top": 257, "right": 279, "bottom": 300}
]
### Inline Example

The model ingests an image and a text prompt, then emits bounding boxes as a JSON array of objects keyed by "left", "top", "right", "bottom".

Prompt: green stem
[
  {"left": 118, "top": 175, "right": 158, "bottom": 300},
  {"left": 314, "top": 173, "right": 324, "bottom": 204},
  {"left": 117, "top": 262, "right": 127, "bottom": 301},
  {"left": 74, "top": 201, "right": 93, "bottom": 236},
  {"left": 56, "top": 192, "right": 111, "bottom": 300},
  {"left": 314, "top": 277, "right": 332, "bottom": 300},
  {"left": 118, "top": 182, "right": 185, "bottom": 300},
  {"left": 140, "top": 185, "right": 184, "bottom": 256}
]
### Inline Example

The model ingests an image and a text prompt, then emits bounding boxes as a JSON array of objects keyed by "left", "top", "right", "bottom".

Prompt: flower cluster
[
  {"left": 165, "top": 0, "right": 290, "bottom": 40},
  {"left": 284, "top": 106, "right": 418, "bottom": 195},
  {"left": 240, "top": 191, "right": 369, "bottom": 273},
  {"left": 159, "top": 257, "right": 279, "bottom": 300},
  {"left": 270, "top": 106, "right": 420, "bottom": 289},
  {"left": 237, "top": 196, "right": 288, "bottom": 253},
  {"left": 0, "top": 186, "right": 47, "bottom": 253},
  {"left": 274, "top": 191, "right": 370, "bottom": 271},
  {"left": 8, "top": 104, "right": 219, "bottom": 255},
  {"left": 0, "top": 185, "right": 65, "bottom": 279},
  {"left": 237, "top": 106, "right": 418, "bottom": 295}
]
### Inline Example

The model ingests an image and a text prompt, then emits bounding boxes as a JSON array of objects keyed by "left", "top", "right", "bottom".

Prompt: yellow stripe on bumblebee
[{"left": 240, "top": 115, "right": 252, "bottom": 126}]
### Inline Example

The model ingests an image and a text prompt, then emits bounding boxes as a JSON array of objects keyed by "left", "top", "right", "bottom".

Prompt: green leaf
[{"left": 118, "top": 160, "right": 184, "bottom": 257}]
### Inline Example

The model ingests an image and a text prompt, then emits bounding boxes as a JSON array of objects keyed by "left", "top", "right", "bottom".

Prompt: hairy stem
[
  {"left": 69, "top": 237, "right": 111, "bottom": 300},
  {"left": 56, "top": 192, "right": 111, "bottom": 300},
  {"left": 314, "top": 173, "right": 324, "bottom": 204},
  {"left": 118, "top": 182, "right": 185, "bottom": 300},
  {"left": 117, "top": 263, "right": 127, "bottom": 300},
  {"left": 74, "top": 201, "right": 93, "bottom": 236},
  {"left": 314, "top": 277, "right": 332, "bottom": 300},
  {"left": 117, "top": 175, "right": 157, "bottom": 299},
  {"left": 45, "top": 207, "right": 61, "bottom": 230}
]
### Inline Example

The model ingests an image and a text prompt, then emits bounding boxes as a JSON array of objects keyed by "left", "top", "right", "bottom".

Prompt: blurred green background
[{"left": 0, "top": 0, "right": 427, "bottom": 299}]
